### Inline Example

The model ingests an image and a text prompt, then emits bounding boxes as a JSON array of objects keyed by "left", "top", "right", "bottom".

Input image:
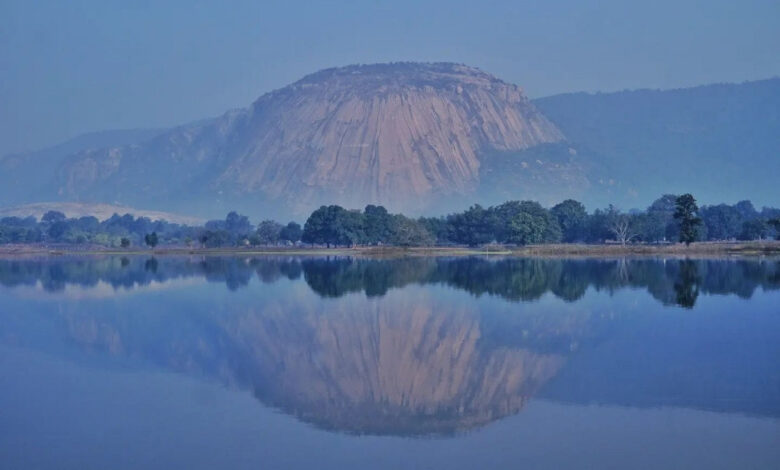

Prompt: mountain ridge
[
  {"left": 2, "top": 68, "right": 778, "bottom": 218},
  {"left": 42, "top": 62, "right": 569, "bottom": 217}
]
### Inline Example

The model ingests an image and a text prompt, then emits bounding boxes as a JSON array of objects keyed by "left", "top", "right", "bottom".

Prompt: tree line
[
  {"left": 0, "top": 194, "right": 778, "bottom": 247},
  {"left": 300, "top": 195, "right": 780, "bottom": 247}
]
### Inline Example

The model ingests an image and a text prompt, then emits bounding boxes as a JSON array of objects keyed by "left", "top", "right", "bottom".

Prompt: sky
[{"left": 1, "top": 0, "right": 779, "bottom": 156}]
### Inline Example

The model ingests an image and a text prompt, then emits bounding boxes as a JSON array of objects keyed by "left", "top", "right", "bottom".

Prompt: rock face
[{"left": 54, "top": 63, "right": 565, "bottom": 216}]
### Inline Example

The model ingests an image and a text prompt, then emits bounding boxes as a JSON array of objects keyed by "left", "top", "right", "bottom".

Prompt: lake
[{"left": 1, "top": 256, "right": 779, "bottom": 469}]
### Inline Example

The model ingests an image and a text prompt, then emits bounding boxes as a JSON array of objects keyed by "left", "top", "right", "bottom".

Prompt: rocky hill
[
  {"left": 5, "top": 65, "right": 777, "bottom": 218},
  {"left": 44, "top": 63, "right": 576, "bottom": 217}
]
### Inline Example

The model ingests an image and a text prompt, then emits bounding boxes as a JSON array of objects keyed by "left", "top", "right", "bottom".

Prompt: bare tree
[{"left": 609, "top": 215, "right": 637, "bottom": 245}]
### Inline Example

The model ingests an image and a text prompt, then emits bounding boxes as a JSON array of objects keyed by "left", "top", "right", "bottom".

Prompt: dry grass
[{"left": 1, "top": 241, "right": 779, "bottom": 258}]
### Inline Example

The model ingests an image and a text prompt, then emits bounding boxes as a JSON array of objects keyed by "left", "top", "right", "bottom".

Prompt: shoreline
[{"left": 1, "top": 241, "right": 779, "bottom": 258}]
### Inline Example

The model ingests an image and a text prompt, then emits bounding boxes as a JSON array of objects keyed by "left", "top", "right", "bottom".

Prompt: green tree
[
  {"left": 700, "top": 204, "right": 742, "bottom": 240},
  {"left": 390, "top": 215, "right": 434, "bottom": 246},
  {"left": 644, "top": 194, "right": 679, "bottom": 242},
  {"left": 448, "top": 204, "right": 495, "bottom": 246},
  {"left": 302, "top": 205, "right": 365, "bottom": 247},
  {"left": 225, "top": 211, "right": 253, "bottom": 235},
  {"left": 738, "top": 219, "right": 768, "bottom": 240},
  {"left": 673, "top": 194, "right": 702, "bottom": 245},
  {"left": 41, "top": 210, "right": 66, "bottom": 224},
  {"left": 551, "top": 199, "right": 588, "bottom": 242},
  {"left": 363, "top": 205, "right": 393, "bottom": 245},
  {"left": 144, "top": 232, "right": 159, "bottom": 248},
  {"left": 120, "top": 237, "right": 131, "bottom": 248},
  {"left": 493, "top": 201, "right": 561, "bottom": 243},
  {"left": 254, "top": 220, "right": 283, "bottom": 245},
  {"left": 768, "top": 218, "right": 780, "bottom": 240},
  {"left": 279, "top": 222, "right": 303, "bottom": 243},
  {"left": 507, "top": 212, "right": 547, "bottom": 245}
]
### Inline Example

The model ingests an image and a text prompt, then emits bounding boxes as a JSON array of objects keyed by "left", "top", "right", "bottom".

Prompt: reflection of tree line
[
  {"left": 0, "top": 256, "right": 777, "bottom": 308},
  {"left": 3, "top": 256, "right": 778, "bottom": 435},
  {"left": 303, "top": 257, "right": 780, "bottom": 308}
]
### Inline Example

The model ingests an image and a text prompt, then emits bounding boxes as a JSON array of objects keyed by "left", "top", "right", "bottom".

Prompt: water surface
[{"left": 1, "top": 256, "right": 779, "bottom": 469}]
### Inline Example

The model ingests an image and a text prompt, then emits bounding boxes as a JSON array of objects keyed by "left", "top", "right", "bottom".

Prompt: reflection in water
[
  {"left": 0, "top": 256, "right": 779, "bottom": 436},
  {"left": 227, "top": 298, "right": 564, "bottom": 435},
  {"left": 1, "top": 256, "right": 778, "bottom": 308},
  {"left": 674, "top": 260, "right": 700, "bottom": 309}
]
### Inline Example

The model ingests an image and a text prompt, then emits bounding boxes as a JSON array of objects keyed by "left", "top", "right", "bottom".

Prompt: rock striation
[{"left": 54, "top": 63, "right": 565, "bottom": 215}]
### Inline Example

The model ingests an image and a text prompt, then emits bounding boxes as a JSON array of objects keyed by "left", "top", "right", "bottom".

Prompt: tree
[
  {"left": 42, "top": 210, "right": 66, "bottom": 224},
  {"left": 144, "top": 232, "right": 159, "bottom": 248},
  {"left": 506, "top": 212, "right": 547, "bottom": 245},
  {"left": 389, "top": 215, "right": 434, "bottom": 246},
  {"left": 673, "top": 194, "right": 702, "bottom": 245},
  {"left": 738, "top": 219, "right": 768, "bottom": 240},
  {"left": 418, "top": 216, "right": 453, "bottom": 244},
  {"left": 700, "top": 204, "right": 742, "bottom": 240},
  {"left": 225, "top": 211, "right": 253, "bottom": 236},
  {"left": 492, "top": 201, "right": 561, "bottom": 244},
  {"left": 644, "top": 194, "right": 679, "bottom": 242},
  {"left": 120, "top": 238, "right": 131, "bottom": 248},
  {"left": 734, "top": 200, "right": 758, "bottom": 221},
  {"left": 768, "top": 218, "right": 780, "bottom": 240},
  {"left": 363, "top": 205, "right": 393, "bottom": 245},
  {"left": 551, "top": 199, "right": 588, "bottom": 242},
  {"left": 199, "top": 230, "right": 231, "bottom": 248},
  {"left": 302, "top": 205, "right": 365, "bottom": 247},
  {"left": 47, "top": 220, "right": 70, "bottom": 240},
  {"left": 448, "top": 204, "right": 495, "bottom": 246},
  {"left": 279, "top": 222, "right": 303, "bottom": 243},
  {"left": 255, "top": 220, "right": 283, "bottom": 245},
  {"left": 608, "top": 214, "right": 638, "bottom": 245}
]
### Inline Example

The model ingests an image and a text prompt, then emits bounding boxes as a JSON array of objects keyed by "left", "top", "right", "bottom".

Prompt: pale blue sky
[{"left": 1, "top": 0, "right": 779, "bottom": 155}]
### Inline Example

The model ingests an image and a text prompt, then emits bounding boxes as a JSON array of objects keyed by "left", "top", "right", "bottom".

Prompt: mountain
[
  {"left": 0, "top": 128, "right": 166, "bottom": 207},
  {"left": 533, "top": 78, "right": 780, "bottom": 208},
  {"left": 26, "top": 63, "right": 587, "bottom": 218},
  {"left": 4, "top": 67, "right": 778, "bottom": 219}
]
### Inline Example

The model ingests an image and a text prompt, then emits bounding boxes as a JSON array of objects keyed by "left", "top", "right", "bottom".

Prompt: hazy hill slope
[
  {"left": 0, "top": 128, "right": 166, "bottom": 206},
  {"left": 533, "top": 78, "right": 780, "bottom": 207}
]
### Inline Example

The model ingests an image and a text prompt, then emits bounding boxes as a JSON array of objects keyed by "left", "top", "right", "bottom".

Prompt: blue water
[{"left": 0, "top": 256, "right": 778, "bottom": 469}]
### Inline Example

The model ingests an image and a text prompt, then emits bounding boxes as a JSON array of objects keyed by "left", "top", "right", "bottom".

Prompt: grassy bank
[{"left": 1, "top": 241, "right": 779, "bottom": 258}]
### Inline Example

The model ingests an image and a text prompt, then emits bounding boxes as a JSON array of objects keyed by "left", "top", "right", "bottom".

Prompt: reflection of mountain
[
  {"left": 1, "top": 256, "right": 779, "bottom": 434},
  {"left": 226, "top": 297, "right": 564, "bottom": 435},
  {"left": 47, "top": 290, "right": 568, "bottom": 435},
  {"left": 2, "top": 256, "right": 777, "bottom": 308}
]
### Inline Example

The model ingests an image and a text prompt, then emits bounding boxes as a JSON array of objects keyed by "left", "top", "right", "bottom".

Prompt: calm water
[{"left": 1, "top": 256, "right": 779, "bottom": 469}]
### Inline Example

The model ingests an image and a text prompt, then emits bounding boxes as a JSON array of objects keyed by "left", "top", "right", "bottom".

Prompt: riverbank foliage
[{"left": 1, "top": 194, "right": 778, "bottom": 248}]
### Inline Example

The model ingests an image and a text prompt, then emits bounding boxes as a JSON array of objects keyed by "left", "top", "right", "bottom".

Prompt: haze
[{"left": 2, "top": 0, "right": 779, "bottom": 157}]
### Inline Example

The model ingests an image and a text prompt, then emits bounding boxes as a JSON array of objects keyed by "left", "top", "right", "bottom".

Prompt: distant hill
[
  {"left": 43, "top": 62, "right": 575, "bottom": 217},
  {"left": 0, "top": 202, "right": 203, "bottom": 226},
  {"left": 533, "top": 78, "right": 780, "bottom": 208},
  {"left": 0, "top": 128, "right": 166, "bottom": 206},
  {"left": 1, "top": 66, "right": 777, "bottom": 218}
]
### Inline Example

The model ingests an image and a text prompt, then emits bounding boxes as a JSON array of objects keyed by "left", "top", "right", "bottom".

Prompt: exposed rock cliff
[{"left": 54, "top": 63, "right": 566, "bottom": 215}]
